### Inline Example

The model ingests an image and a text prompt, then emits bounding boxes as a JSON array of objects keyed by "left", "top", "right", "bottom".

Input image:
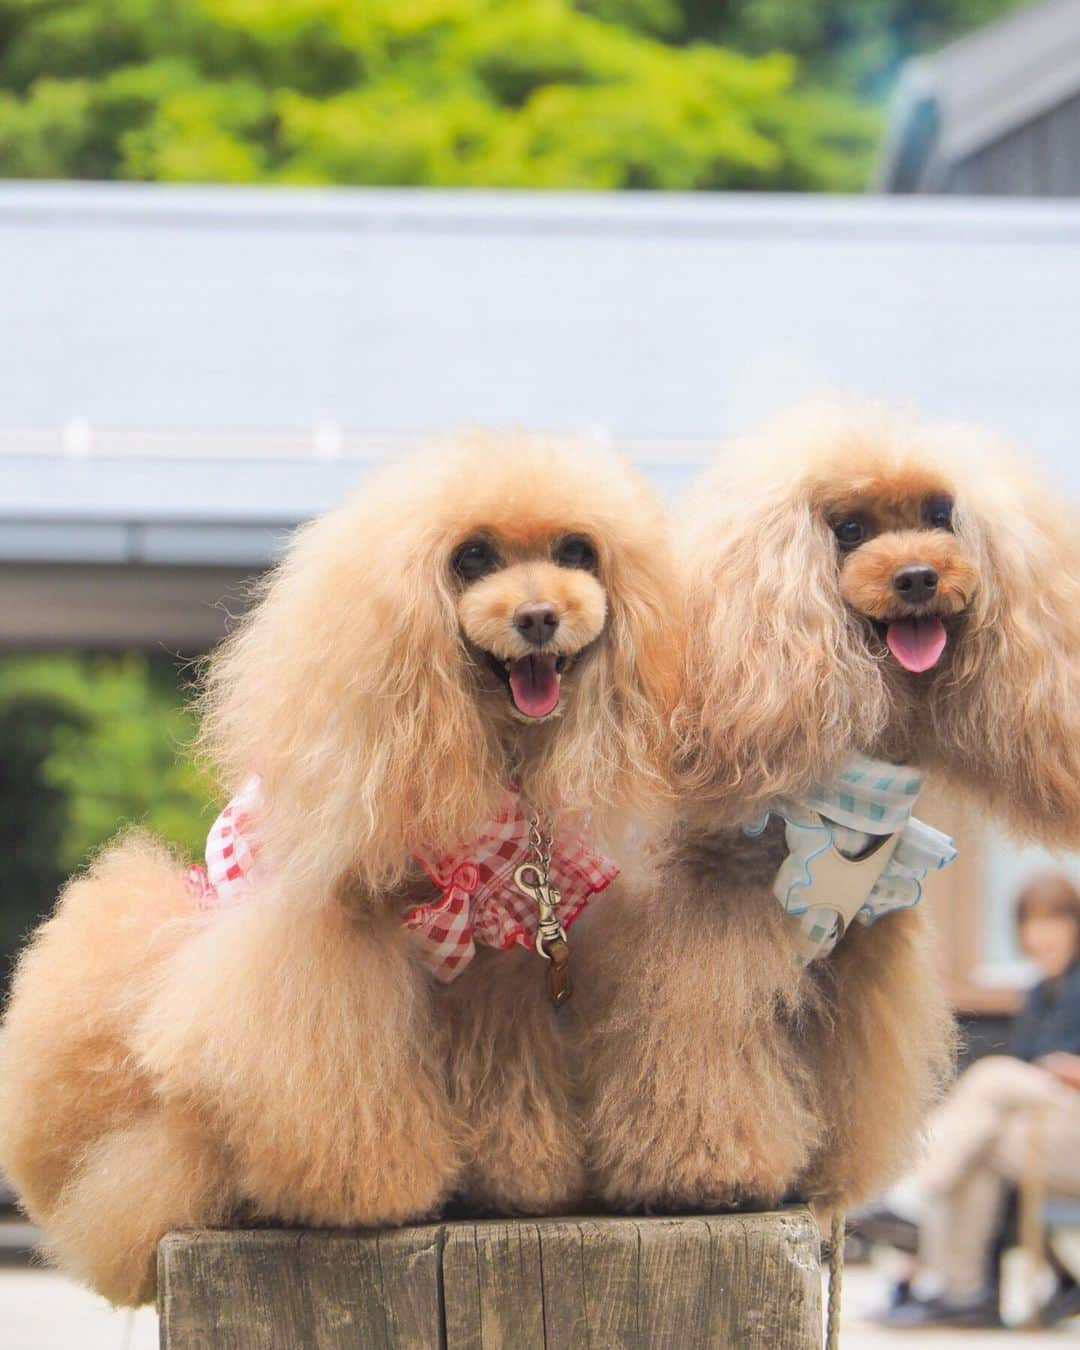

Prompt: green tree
[
  {"left": 0, "top": 694, "right": 76, "bottom": 967},
  {"left": 592, "top": 0, "right": 1022, "bottom": 97},
  {"left": 0, "top": 654, "right": 213, "bottom": 984},
  {"left": 0, "top": 0, "right": 881, "bottom": 189}
]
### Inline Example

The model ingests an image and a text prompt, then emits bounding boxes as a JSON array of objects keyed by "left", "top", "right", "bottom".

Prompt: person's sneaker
[
  {"left": 1039, "top": 1277, "right": 1080, "bottom": 1327},
  {"left": 870, "top": 1291, "right": 1002, "bottom": 1329},
  {"left": 881, "top": 1278, "right": 913, "bottom": 1313}
]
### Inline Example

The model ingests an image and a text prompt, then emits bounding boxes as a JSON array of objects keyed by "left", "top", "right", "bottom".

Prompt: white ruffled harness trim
[{"left": 745, "top": 755, "right": 958, "bottom": 963}]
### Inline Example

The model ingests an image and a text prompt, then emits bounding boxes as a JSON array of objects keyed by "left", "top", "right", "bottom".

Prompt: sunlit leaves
[{"left": 0, "top": 0, "right": 881, "bottom": 189}]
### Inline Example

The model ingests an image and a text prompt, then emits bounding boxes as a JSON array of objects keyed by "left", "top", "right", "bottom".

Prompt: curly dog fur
[
  {"left": 0, "top": 432, "right": 681, "bottom": 1304},
  {"left": 577, "top": 402, "right": 1080, "bottom": 1221}
]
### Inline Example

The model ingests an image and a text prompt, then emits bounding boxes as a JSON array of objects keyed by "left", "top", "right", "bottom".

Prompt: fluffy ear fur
[
  {"left": 676, "top": 439, "right": 887, "bottom": 818},
  {"left": 199, "top": 461, "right": 504, "bottom": 898},
  {"left": 522, "top": 510, "right": 684, "bottom": 839},
  {"left": 927, "top": 433, "right": 1080, "bottom": 846}
]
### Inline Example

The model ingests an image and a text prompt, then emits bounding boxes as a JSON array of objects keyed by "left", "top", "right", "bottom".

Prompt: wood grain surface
[{"left": 159, "top": 1210, "right": 822, "bottom": 1349}]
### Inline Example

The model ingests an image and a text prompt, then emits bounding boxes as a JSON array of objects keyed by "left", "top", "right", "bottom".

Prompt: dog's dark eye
[
  {"left": 924, "top": 496, "right": 954, "bottom": 531},
  {"left": 451, "top": 537, "right": 501, "bottom": 583},
  {"left": 553, "top": 534, "right": 598, "bottom": 572},
  {"left": 832, "top": 518, "right": 867, "bottom": 550}
]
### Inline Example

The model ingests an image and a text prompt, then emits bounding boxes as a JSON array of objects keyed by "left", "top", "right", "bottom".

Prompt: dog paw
[
  {"left": 591, "top": 1108, "right": 808, "bottom": 1214},
  {"left": 348, "top": 1136, "right": 461, "bottom": 1227},
  {"left": 462, "top": 1153, "right": 588, "bottom": 1217}
]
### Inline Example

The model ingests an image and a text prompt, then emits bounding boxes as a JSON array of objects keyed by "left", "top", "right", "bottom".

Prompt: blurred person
[{"left": 872, "top": 872, "right": 1080, "bottom": 1328}]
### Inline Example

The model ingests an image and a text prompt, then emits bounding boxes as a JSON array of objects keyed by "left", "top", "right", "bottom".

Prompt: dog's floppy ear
[
  {"left": 677, "top": 461, "right": 887, "bottom": 817},
  {"left": 522, "top": 491, "right": 684, "bottom": 837},
  {"left": 931, "top": 455, "right": 1080, "bottom": 847},
  {"left": 588, "top": 523, "right": 684, "bottom": 823},
  {"left": 200, "top": 470, "right": 503, "bottom": 898}
]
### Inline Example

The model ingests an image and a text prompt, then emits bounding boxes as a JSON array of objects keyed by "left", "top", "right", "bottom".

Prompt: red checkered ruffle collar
[{"left": 186, "top": 777, "right": 618, "bottom": 984}]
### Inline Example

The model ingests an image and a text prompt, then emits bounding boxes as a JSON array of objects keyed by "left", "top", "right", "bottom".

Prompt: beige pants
[{"left": 918, "top": 1055, "right": 1080, "bottom": 1298}]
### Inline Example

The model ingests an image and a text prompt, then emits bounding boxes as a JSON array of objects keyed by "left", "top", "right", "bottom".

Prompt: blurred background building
[{"left": 881, "top": 0, "right": 1080, "bottom": 194}]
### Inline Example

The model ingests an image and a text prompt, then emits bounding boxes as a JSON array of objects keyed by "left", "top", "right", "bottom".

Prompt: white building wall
[{"left": 0, "top": 184, "right": 1078, "bottom": 547}]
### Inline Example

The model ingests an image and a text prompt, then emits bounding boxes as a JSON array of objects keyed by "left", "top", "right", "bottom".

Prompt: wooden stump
[{"left": 158, "top": 1209, "right": 822, "bottom": 1349}]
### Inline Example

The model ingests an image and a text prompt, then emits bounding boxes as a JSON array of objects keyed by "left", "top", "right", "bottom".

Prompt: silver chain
[
  {"left": 527, "top": 808, "right": 552, "bottom": 879},
  {"left": 515, "top": 806, "right": 571, "bottom": 1006}
]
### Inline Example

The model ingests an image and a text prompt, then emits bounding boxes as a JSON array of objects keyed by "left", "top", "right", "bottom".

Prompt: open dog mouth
[
  {"left": 868, "top": 616, "right": 950, "bottom": 674},
  {"left": 480, "top": 649, "right": 574, "bottom": 719}
]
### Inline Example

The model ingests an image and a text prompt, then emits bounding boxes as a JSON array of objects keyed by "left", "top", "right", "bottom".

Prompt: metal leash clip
[{"left": 513, "top": 860, "right": 572, "bottom": 1008}]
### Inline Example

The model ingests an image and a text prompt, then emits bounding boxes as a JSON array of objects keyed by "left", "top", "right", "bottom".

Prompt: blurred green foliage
[
  {"left": 0, "top": 0, "right": 891, "bottom": 191},
  {"left": 0, "top": 0, "right": 1022, "bottom": 193},
  {"left": 0, "top": 655, "right": 213, "bottom": 976},
  {"left": 652, "top": 1, "right": 1022, "bottom": 95}
]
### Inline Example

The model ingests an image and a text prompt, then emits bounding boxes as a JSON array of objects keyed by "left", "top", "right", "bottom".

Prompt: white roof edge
[
  {"left": 5, "top": 180, "right": 1080, "bottom": 240},
  {"left": 0, "top": 430, "right": 719, "bottom": 464}
]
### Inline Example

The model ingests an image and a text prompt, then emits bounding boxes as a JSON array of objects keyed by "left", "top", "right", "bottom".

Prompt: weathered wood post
[{"left": 159, "top": 1209, "right": 822, "bottom": 1348}]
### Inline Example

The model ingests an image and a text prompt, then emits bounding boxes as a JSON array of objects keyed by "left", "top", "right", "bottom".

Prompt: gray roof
[
  {"left": 880, "top": 0, "right": 1080, "bottom": 191},
  {"left": 3, "top": 182, "right": 1080, "bottom": 579}
]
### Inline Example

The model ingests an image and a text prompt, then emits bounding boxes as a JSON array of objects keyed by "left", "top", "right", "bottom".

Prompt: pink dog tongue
[
  {"left": 886, "top": 616, "right": 948, "bottom": 673},
  {"left": 509, "top": 653, "right": 560, "bottom": 718}
]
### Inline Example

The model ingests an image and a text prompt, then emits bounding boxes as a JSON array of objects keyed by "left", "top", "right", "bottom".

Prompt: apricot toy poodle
[
  {"left": 578, "top": 403, "right": 1080, "bottom": 1223},
  {"left": 0, "top": 432, "right": 681, "bottom": 1304}
]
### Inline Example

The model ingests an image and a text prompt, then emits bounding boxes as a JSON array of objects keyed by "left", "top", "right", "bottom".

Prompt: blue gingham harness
[{"left": 745, "top": 755, "right": 958, "bottom": 963}]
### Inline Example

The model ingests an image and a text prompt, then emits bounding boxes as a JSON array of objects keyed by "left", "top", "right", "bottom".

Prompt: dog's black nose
[
  {"left": 514, "top": 602, "right": 559, "bottom": 647},
  {"left": 892, "top": 565, "right": 939, "bottom": 606}
]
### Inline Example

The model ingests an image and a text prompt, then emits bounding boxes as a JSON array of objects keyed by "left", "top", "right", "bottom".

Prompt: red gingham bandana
[
  {"left": 405, "top": 792, "right": 618, "bottom": 982},
  {"left": 186, "top": 779, "right": 618, "bottom": 983},
  {"left": 185, "top": 775, "right": 262, "bottom": 908}
]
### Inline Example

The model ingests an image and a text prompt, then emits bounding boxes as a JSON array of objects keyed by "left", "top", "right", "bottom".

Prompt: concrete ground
[
  {"left": 1, "top": 1265, "right": 157, "bottom": 1350},
  {"left": 2, "top": 1255, "right": 1077, "bottom": 1347},
  {"left": 839, "top": 1263, "right": 1080, "bottom": 1347}
]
